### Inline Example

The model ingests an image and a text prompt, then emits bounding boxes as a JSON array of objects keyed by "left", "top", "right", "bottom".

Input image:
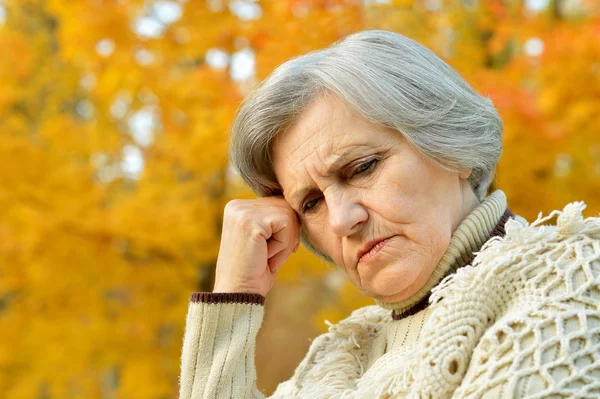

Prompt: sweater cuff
[
  {"left": 190, "top": 292, "right": 265, "bottom": 306},
  {"left": 179, "top": 295, "right": 265, "bottom": 398}
]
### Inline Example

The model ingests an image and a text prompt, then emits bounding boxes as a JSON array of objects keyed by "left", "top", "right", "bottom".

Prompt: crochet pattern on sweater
[{"left": 178, "top": 200, "right": 600, "bottom": 399}]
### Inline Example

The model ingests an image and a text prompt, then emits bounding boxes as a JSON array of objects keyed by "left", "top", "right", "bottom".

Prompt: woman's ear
[{"left": 459, "top": 168, "right": 472, "bottom": 179}]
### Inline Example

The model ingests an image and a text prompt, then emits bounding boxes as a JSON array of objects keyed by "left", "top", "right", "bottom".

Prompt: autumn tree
[{"left": 0, "top": 0, "right": 598, "bottom": 397}]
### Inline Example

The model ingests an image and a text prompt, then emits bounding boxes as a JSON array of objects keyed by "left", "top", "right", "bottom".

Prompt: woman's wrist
[{"left": 213, "top": 281, "right": 263, "bottom": 296}]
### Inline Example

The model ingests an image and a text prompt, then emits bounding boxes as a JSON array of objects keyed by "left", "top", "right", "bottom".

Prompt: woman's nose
[{"left": 327, "top": 190, "right": 368, "bottom": 237}]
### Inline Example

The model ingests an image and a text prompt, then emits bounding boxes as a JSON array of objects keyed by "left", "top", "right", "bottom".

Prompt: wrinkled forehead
[
  {"left": 274, "top": 95, "right": 356, "bottom": 155},
  {"left": 271, "top": 95, "right": 367, "bottom": 182}
]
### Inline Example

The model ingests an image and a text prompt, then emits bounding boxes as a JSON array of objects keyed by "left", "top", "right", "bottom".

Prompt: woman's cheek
[{"left": 304, "top": 220, "right": 330, "bottom": 254}]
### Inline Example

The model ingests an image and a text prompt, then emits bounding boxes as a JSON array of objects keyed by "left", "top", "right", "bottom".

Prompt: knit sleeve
[{"left": 177, "top": 292, "right": 301, "bottom": 399}]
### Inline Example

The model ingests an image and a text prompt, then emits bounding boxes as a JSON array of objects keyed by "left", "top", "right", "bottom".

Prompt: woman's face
[{"left": 272, "top": 94, "right": 480, "bottom": 303}]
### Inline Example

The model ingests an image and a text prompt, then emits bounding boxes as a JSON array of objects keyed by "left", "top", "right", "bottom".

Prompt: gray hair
[{"left": 228, "top": 29, "right": 503, "bottom": 264}]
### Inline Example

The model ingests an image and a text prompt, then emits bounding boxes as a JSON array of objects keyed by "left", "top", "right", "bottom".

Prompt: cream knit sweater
[{"left": 178, "top": 190, "right": 600, "bottom": 398}]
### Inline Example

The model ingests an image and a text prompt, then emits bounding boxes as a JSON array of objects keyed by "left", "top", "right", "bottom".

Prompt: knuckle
[
  {"left": 223, "top": 200, "right": 253, "bottom": 228},
  {"left": 224, "top": 200, "right": 250, "bottom": 221},
  {"left": 249, "top": 227, "right": 265, "bottom": 241},
  {"left": 224, "top": 199, "right": 242, "bottom": 213}
]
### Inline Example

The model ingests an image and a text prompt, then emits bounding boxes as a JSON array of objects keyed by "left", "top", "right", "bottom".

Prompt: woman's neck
[{"left": 375, "top": 189, "right": 510, "bottom": 318}]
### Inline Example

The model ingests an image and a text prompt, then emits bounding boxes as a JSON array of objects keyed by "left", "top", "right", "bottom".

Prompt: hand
[{"left": 213, "top": 196, "right": 302, "bottom": 297}]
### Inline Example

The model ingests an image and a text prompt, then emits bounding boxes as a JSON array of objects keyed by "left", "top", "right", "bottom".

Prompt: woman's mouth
[{"left": 358, "top": 237, "right": 392, "bottom": 265}]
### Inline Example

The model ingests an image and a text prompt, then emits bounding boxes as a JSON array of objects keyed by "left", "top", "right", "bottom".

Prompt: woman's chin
[{"left": 358, "top": 259, "right": 424, "bottom": 302}]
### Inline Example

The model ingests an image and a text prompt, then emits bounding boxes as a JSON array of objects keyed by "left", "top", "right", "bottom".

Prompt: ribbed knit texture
[
  {"left": 179, "top": 300, "right": 265, "bottom": 398},
  {"left": 178, "top": 192, "right": 600, "bottom": 398}
]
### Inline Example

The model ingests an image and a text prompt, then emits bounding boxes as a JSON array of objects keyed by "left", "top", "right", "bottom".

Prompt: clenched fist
[{"left": 213, "top": 196, "right": 302, "bottom": 297}]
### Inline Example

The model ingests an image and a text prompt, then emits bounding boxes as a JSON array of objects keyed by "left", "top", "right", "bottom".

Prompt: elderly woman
[{"left": 178, "top": 30, "right": 600, "bottom": 398}]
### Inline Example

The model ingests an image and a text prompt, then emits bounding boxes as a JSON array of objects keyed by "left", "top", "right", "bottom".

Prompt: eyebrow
[{"left": 287, "top": 146, "right": 367, "bottom": 209}]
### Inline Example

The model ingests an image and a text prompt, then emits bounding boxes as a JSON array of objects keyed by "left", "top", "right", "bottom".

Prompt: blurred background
[{"left": 0, "top": 0, "right": 599, "bottom": 397}]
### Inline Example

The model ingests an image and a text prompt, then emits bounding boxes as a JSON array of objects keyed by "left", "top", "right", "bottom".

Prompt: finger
[
  {"left": 266, "top": 237, "right": 287, "bottom": 258},
  {"left": 270, "top": 217, "right": 297, "bottom": 251},
  {"left": 268, "top": 247, "right": 294, "bottom": 273}
]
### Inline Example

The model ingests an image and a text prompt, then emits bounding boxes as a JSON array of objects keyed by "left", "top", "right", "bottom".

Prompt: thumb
[{"left": 269, "top": 247, "right": 293, "bottom": 273}]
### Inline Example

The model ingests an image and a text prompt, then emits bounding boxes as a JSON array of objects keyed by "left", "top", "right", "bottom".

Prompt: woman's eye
[
  {"left": 302, "top": 197, "right": 321, "bottom": 214},
  {"left": 301, "top": 159, "right": 379, "bottom": 214},
  {"left": 352, "top": 158, "right": 378, "bottom": 176}
]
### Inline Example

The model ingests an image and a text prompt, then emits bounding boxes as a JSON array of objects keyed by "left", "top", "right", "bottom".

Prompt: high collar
[{"left": 374, "top": 189, "right": 515, "bottom": 320}]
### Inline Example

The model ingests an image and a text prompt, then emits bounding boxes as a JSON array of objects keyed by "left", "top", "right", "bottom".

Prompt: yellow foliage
[{"left": 0, "top": 0, "right": 598, "bottom": 397}]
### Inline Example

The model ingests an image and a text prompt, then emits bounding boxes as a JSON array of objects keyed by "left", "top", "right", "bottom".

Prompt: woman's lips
[{"left": 358, "top": 237, "right": 392, "bottom": 265}]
